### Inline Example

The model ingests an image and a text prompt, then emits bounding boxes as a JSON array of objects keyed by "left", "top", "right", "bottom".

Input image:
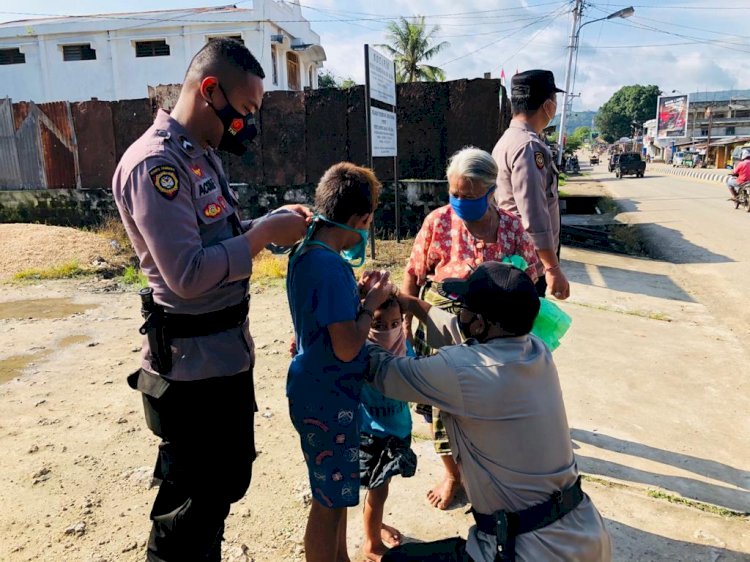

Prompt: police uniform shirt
[
  {"left": 113, "top": 109, "right": 254, "bottom": 381},
  {"left": 367, "top": 307, "right": 612, "bottom": 562},
  {"left": 492, "top": 121, "right": 560, "bottom": 277}
]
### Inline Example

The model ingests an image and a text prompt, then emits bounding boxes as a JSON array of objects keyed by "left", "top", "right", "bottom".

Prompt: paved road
[{"left": 582, "top": 166, "right": 750, "bottom": 354}]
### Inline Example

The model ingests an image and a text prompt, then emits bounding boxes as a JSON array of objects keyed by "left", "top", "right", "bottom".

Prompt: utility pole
[
  {"left": 705, "top": 106, "right": 713, "bottom": 166},
  {"left": 557, "top": 0, "right": 583, "bottom": 167}
]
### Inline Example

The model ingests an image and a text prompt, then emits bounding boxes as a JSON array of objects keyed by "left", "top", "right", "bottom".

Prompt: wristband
[{"left": 545, "top": 264, "right": 561, "bottom": 273}]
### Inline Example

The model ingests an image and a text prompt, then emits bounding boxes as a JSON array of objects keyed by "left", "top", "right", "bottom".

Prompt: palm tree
[{"left": 378, "top": 16, "right": 449, "bottom": 83}]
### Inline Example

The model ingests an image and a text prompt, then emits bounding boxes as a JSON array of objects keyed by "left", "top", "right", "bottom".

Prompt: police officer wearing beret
[
  {"left": 112, "top": 39, "right": 310, "bottom": 561},
  {"left": 492, "top": 70, "right": 570, "bottom": 300}
]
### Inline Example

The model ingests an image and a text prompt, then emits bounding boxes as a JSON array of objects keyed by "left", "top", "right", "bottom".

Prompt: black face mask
[
  {"left": 209, "top": 84, "right": 258, "bottom": 156},
  {"left": 458, "top": 311, "right": 488, "bottom": 342}
]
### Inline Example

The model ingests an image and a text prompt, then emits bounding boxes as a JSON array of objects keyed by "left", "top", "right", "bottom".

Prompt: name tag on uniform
[{"left": 194, "top": 177, "right": 219, "bottom": 198}]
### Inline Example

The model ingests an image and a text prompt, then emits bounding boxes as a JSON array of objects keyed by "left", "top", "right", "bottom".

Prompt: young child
[
  {"left": 286, "top": 162, "right": 394, "bottom": 562},
  {"left": 360, "top": 296, "right": 418, "bottom": 561}
]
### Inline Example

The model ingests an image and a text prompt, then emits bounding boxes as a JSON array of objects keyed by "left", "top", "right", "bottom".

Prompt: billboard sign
[{"left": 656, "top": 95, "right": 689, "bottom": 138}]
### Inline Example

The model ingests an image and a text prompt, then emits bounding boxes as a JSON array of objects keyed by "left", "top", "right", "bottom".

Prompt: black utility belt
[
  {"left": 472, "top": 476, "right": 584, "bottom": 562},
  {"left": 163, "top": 298, "right": 249, "bottom": 338}
]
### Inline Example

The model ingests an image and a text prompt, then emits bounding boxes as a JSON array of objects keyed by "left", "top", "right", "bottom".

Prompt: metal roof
[{"left": 0, "top": 6, "right": 246, "bottom": 28}]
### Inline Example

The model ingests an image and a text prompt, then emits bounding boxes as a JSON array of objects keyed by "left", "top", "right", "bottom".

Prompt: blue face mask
[
  {"left": 292, "top": 214, "right": 369, "bottom": 268},
  {"left": 449, "top": 184, "right": 496, "bottom": 222},
  {"left": 319, "top": 216, "right": 369, "bottom": 267}
]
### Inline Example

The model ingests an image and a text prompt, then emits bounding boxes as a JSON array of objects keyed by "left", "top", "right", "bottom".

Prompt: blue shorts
[{"left": 289, "top": 396, "right": 361, "bottom": 509}]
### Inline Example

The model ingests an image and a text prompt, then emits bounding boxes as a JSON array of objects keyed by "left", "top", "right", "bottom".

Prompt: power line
[
  {"left": 437, "top": 3, "right": 571, "bottom": 67},
  {"left": 295, "top": 1, "right": 568, "bottom": 20},
  {"left": 593, "top": 2, "right": 750, "bottom": 9}
]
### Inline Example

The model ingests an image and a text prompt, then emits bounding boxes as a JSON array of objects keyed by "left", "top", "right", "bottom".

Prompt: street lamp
[{"left": 557, "top": 4, "right": 635, "bottom": 166}]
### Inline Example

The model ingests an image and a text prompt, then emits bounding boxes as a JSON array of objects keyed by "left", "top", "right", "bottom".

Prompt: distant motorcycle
[{"left": 735, "top": 181, "right": 750, "bottom": 212}]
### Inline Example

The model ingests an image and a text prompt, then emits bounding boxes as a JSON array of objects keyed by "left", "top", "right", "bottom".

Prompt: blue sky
[{"left": 2, "top": 0, "right": 749, "bottom": 110}]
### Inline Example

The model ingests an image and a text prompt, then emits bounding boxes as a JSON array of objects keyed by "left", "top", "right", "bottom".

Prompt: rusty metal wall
[
  {"left": 0, "top": 99, "right": 22, "bottom": 189},
  {"left": 72, "top": 101, "right": 116, "bottom": 189},
  {"left": 0, "top": 78, "right": 510, "bottom": 191},
  {"left": 38, "top": 102, "right": 74, "bottom": 145},
  {"left": 40, "top": 121, "right": 76, "bottom": 188}
]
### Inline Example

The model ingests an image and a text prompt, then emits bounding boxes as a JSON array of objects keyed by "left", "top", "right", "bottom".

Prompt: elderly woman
[{"left": 402, "top": 146, "right": 538, "bottom": 510}]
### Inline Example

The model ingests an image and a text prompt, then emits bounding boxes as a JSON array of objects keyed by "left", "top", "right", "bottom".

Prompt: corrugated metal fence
[
  {"left": 1, "top": 78, "right": 508, "bottom": 190},
  {"left": 0, "top": 98, "right": 80, "bottom": 189}
]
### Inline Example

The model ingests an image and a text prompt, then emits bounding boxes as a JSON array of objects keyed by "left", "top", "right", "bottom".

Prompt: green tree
[
  {"left": 317, "top": 70, "right": 357, "bottom": 89},
  {"left": 571, "top": 126, "right": 591, "bottom": 141},
  {"left": 564, "top": 136, "right": 583, "bottom": 155},
  {"left": 378, "top": 16, "right": 449, "bottom": 83},
  {"left": 318, "top": 70, "right": 337, "bottom": 88},
  {"left": 595, "top": 84, "right": 660, "bottom": 141}
]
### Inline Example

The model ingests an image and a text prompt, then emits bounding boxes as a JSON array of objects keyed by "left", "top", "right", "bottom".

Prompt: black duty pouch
[{"left": 127, "top": 369, "right": 170, "bottom": 437}]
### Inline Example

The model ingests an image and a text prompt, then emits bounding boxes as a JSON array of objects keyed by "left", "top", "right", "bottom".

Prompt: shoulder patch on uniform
[
  {"left": 203, "top": 201, "right": 223, "bottom": 218},
  {"left": 148, "top": 165, "right": 179, "bottom": 200},
  {"left": 534, "top": 151, "right": 545, "bottom": 170}
]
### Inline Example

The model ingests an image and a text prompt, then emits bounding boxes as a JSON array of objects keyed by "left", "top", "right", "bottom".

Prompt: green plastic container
[
  {"left": 531, "top": 298, "right": 572, "bottom": 351},
  {"left": 501, "top": 255, "right": 572, "bottom": 351}
]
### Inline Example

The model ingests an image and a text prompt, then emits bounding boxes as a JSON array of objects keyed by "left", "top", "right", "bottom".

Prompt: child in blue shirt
[
  {"left": 287, "top": 162, "right": 394, "bottom": 562},
  {"left": 360, "top": 296, "right": 417, "bottom": 561}
]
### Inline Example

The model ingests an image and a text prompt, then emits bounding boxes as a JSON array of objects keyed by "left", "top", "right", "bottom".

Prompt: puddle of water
[
  {"left": 0, "top": 334, "right": 90, "bottom": 384},
  {"left": 0, "top": 351, "right": 51, "bottom": 384},
  {"left": 0, "top": 298, "right": 96, "bottom": 321}
]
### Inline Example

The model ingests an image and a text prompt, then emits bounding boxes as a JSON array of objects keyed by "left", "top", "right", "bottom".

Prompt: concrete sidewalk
[{"left": 347, "top": 244, "right": 750, "bottom": 560}]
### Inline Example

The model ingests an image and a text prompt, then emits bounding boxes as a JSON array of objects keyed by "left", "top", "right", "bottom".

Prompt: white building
[{"left": 0, "top": 1, "right": 326, "bottom": 103}]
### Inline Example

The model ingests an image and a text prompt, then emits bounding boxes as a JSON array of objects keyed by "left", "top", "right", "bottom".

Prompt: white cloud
[{"left": 9, "top": 0, "right": 749, "bottom": 109}]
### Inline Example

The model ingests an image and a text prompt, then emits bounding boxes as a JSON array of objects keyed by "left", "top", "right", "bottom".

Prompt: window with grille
[
  {"left": 700, "top": 128, "right": 709, "bottom": 137},
  {"left": 0, "top": 48, "right": 25, "bottom": 65},
  {"left": 135, "top": 40, "right": 170, "bottom": 58},
  {"left": 726, "top": 126, "right": 735, "bottom": 136},
  {"left": 208, "top": 35, "right": 244, "bottom": 45},
  {"left": 63, "top": 44, "right": 96, "bottom": 61}
]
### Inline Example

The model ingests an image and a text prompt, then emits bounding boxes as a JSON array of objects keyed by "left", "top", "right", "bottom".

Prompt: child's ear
[{"left": 349, "top": 212, "right": 372, "bottom": 230}]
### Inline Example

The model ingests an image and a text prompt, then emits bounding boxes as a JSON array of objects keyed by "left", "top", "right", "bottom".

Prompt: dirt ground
[
  {"left": 0, "top": 224, "right": 130, "bottom": 282},
  {"left": 1, "top": 222, "right": 749, "bottom": 562}
]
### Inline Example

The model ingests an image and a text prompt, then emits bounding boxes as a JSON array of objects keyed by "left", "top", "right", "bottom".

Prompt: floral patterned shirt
[{"left": 406, "top": 205, "right": 539, "bottom": 286}]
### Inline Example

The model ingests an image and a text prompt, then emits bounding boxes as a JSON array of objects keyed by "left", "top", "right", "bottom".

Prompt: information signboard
[
  {"left": 367, "top": 47, "right": 396, "bottom": 106},
  {"left": 370, "top": 107, "right": 397, "bottom": 157}
]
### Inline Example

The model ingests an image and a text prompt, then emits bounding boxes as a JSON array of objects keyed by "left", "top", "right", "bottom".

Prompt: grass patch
[
  {"left": 13, "top": 261, "right": 90, "bottom": 281},
  {"left": 253, "top": 251, "right": 288, "bottom": 285},
  {"left": 569, "top": 301, "right": 671, "bottom": 322},
  {"left": 596, "top": 196, "right": 619, "bottom": 215},
  {"left": 647, "top": 489, "right": 749, "bottom": 519},
  {"left": 558, "top": 173, "right": 567, "bottom": 187},
  {"left": 250, "top": 239, "right": 414, "bottom": 287},
  {"left": 368, "top": 238, "right": 414, "bottom": 286},
  {"left": 582, "top": 475, "right": 749, "bottom": 519},
  {"left": 92, "top": 214, "right": 135, "bottom": 261},
  {"left": 120, "top": 265, "right": 148, "bottom": 289}
]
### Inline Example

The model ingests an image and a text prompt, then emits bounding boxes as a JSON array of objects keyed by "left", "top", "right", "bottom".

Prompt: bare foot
[
  {"left": 362, "top": 540, "right": 389, "bottom": 562},
  {"left": 381, "top": 523, "right": 402, "bottom": 547},
  {"left": 426, "top": 476, "right": 461, "bottom": 510}
]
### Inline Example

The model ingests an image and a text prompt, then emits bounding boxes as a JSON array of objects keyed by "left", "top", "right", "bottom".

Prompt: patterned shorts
[{"left": 289, "top": 397, "right": 361, "bottom": 509}]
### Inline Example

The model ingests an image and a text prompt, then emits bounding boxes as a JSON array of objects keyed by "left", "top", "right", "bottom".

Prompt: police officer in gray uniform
[
  {"left": 112, "top": 39, "right": 309, "bottom": 561},
  {"left": 492, "top": 70, "right": 570, "bottom": 300}
]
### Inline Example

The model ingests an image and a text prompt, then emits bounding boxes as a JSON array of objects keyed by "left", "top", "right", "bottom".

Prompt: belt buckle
[{"left": 495, "top": 510, "right": 509, "bottom": 553}]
